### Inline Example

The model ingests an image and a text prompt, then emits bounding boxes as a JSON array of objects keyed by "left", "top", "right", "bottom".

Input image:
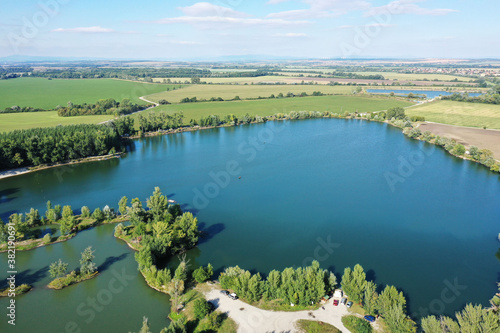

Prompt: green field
[
  {"left": 144, "top": 85, "right": 356, "bottom": 103},
  {"left": 407, "top": 100, "right": 500, "bottom": 129},
  {"left": 0, "top": 78, "right": 177, "bottom": 109},
  {"left": 0, "top": 111, "right": 113, "bottom": 133},
  {"left": 346, "top": 71, "right": 470, "bottom": 82},
  {"left": 133, "top": 95, "right": 414, "bottom": 127},
  {"left": 152, "top": 75, "right": 297, "bottom": 84}
]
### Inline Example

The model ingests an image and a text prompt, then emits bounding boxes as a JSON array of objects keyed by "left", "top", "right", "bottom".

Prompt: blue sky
[{"left": 1, "top": 0, "right": 499, "bottom": 59}]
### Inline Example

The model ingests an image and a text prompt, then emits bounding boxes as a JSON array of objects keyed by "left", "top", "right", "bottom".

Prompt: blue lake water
[{"left": 1, "top": 119, "right": 499, "bottom": 332}]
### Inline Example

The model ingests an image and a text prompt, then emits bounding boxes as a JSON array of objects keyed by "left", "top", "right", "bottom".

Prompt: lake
[
  {"left": 1, "top": 119, "right": 499, "bottom": 332},
  {"left": 367, "top": 89, "right": 483, "bottom": 99}
]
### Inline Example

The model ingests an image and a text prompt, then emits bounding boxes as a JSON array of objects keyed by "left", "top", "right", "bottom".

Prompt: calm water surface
[{"left": 1, "top": 119, "right": 499, "bottom": 332}]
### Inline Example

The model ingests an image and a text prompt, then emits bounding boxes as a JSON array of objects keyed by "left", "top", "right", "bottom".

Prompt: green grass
[
  {"left": 341, "top": 315, "right": 373, "bottom": 333},
  {"left": 144, "top": 84, "right": 356, "bottom": 103},
  {"left": 406, "top": 100, "right": 500, "bottom": 129},
  {"left": 0, "top": 111, "right": 113, "bottom": 132},
  {"left": 133, "top": 95, "right": 414, "bottom": 126},
  {"left": 296, "top": 319, "right": 341, "bottom": 333},
  {"left": 0, "top": 78, "right": 178, "bottom": 109}
]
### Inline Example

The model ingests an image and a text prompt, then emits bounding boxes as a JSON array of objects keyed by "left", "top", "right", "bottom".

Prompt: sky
[{"left": 0, "top": 0, "right": 499, "bottom": 60}]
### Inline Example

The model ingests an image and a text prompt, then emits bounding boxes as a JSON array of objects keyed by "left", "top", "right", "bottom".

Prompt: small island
[
  {"left": 48, "top": 246, "right": 98, "bottom": 290},
  {"left": 0, "top": 284, "right": 32, "bottom": 297}
]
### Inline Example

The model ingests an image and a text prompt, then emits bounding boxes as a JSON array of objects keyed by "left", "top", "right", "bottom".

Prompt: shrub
[
  {"left": 42, "top": 233, "right": 51, "bottom": 244},
  {"left": 193, "top": 299, "right": 212, "bottom": 320},
  {"left": 341, "top": 315, "right": 373, "bottom": 333},
  {"left": 452, "top": 144, "right": 466, "bottom": 156},
  {"left": 410, "top": 115, "right": 425, "bottom": 122}
]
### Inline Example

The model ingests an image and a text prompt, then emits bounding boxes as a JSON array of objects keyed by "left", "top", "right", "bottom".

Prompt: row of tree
[
  {"left": 1, "top": 106, "right": 45, "bottom": 113},
  {"left": 57, "top": 98, "right": 146, "bottom": 117},
  {"left": 0, "top": 199, "right": 119, "bottom": 242},
  {"left": 0, "top": 123, "right": 125, "bottom": 170},
  {"left": 219, "top": 260, "right": 336, "bottom": 305},
  {"left": 441, "top": 86, "right": 500, "bottom": 105}
]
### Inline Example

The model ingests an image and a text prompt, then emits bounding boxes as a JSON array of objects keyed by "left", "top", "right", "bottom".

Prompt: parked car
[
  {"left": 346, "top": 301, "right": 353, "bottom": 308},
  {"left": 340, "top": 297, "right": 347, "bottom": 305},
  {"left": 364, "top": 315, "right": 376, "bottom": 322},
  {"left": 229, "top": 293, "right": 238, "bottom": 300},
  {"left": 220, "top": 290, "right": 229, "bottom": 296},
  {"left": 333, "top": 299, "right": 339, "bottom": 306}
]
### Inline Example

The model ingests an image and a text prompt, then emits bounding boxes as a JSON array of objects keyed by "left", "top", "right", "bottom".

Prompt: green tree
[
  {"left": 147, "top": 187, "right": 168, "bottom": 222},
  {"left": 79, "top": 246, "right": 97, "bottom": 276},
  {"left": 193, "top": 299, "right": 211, "bottom": 320},
  {"left": 363, "top": 281, "right": 379, "bottom": 315},
  {"left": 384, "top": 304, "right": 416, "bottom": 333},
  {"left": 49, "top": 259, "right": 68, "bottom": 278},
  {"left": 25, "top": 208, "right": 41, "bottom": 227},
  {"left": 118, "top": 196, "right": 128, "bottom": 216},
  {"left": 92, "top": 207, "right": 105, "bottom": 223},
  {"left": 192, "top": 264, "right": 213, "bottom": 283},
  {"left": 456, "top": 304, "right": 500, "bottom": 332},
  {"left": 341, "top": 264, "right": 367, "bottom": 303},
  {"left": 62, "top": 205, "right": 73, "bottom": 220},
  {"left": 387, "top": 107, "right": 406, "bottom": 120},
  {"left": 81, "top": 206, "right": 90, "bottom": 218},
  {"left": 377, "top": 285, "right": 406, "bottom": 315}
]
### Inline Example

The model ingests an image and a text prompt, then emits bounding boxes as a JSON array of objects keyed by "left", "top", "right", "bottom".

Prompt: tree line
[
  {"left": 57, "top": 98, "right": 147, "bottom": 117},
  {"left": 441, "top": 89, "right": 500, "bottom": 105},
  {"left": 0, "top": 123, "right": 124, "bottom": 171}
]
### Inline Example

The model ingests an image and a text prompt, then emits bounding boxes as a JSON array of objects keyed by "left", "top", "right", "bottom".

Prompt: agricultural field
[
  {"left": 133, "top": 95, "right": 414, "bottom": 127},
  {"left": 407, "top": 100, "right": 500, "bottom": 129},
  {"left": 0, "top": 78, "right": 177, "bottom": 110},
  {"left": 0, "top": 111, "right": 113, "bottom": 132},
  {"left": 345, "top": 71, "right": 471, "bottom": 82},
  {"left": 152, "top": 76, "right": 294, "bottom": 84},
  {"left": 144, "top": 84, "right": 356, "bottom": 103}
]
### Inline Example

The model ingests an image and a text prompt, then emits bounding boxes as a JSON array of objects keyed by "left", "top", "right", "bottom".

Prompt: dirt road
[{"left": 204, "top": 288, "right": 352, "bottom": 333}]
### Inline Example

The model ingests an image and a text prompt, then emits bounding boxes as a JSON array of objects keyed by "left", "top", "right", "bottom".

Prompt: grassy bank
[
  {"left": 133, "top": 95, "right": 414, "bottom": 128},
  {"left": 296, "top": 319, "right": 341, "bottom": 333}
]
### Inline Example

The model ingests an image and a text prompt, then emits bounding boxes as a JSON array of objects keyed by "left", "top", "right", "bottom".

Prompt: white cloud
[
  {"left": 364, "top": 0, "right": 458, "bottom": 17},
  {"left": 178, "top": 2, "right": 250, "bottom": 18},
  {"left": 51, "top": 26, "right": 115, "bottom": 33},
  {"left": 337, "top": 23, "right": 396, "bottom": 29},
  {"left": 266, "top": 0, "right": 291, "bottom": 4},
  {"left": 268, "top": 0, "right": 371, "bottom": 19},
  {"left": 272, "top": 32, "right": 308, "bottom": 37},
  {"left": 169, "top": 40, "right": 201, "bottom": 45},
  {"left": 150, "top": 16, "right": 309, "bottom": 27}
]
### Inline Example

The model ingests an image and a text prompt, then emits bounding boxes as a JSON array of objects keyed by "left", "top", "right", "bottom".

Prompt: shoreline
[
  {"left": 0, "top": 153, "right": 123, "bottom": 180},
  {"left": 0, "top": 117, "right": 498, "bottom": 182}
]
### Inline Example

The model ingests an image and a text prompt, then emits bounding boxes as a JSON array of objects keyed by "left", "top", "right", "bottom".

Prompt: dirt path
[
  {"left": 204, "top": 288, "right": 351, "bottom": 333},
  {"left": 418, "top": 122, "right": 500, "bottom": 158}
]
